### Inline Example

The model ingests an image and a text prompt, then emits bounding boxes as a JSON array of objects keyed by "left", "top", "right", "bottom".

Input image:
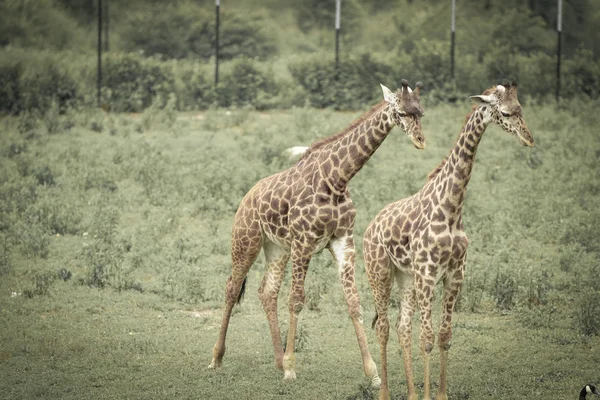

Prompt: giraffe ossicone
[
  {"left": 363, "top": 81, "right": 533, "bottom": 400},
  {"left": 208, "top": 81, "right": 425, "bottom": 388}
]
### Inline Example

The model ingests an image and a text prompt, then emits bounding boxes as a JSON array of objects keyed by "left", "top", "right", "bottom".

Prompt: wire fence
[{"left": 93, "top": 0, "right": 568, "bottom": 107}]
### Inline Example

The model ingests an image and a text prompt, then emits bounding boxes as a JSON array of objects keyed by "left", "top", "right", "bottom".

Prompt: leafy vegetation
[
  {"left": 0, "top": 100, "right": 599, "bottom": 398},
  {"left": 1, "top": 1, "right": 599, "bottom": 398},
  {"left": 1, "top": 0, "right": 600, "bottom": 114}
]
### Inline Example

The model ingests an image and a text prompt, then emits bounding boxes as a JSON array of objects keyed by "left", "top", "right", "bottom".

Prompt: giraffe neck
[
  {"left": 430, "top": 106, "right": 489, "bottom": 216},
  {"left": 315, "top": 101, "right": 394, "bottom": 192}
]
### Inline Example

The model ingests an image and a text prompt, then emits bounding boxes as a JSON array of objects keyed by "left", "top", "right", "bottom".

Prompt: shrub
[
  {"left": 293, "top": 0, "right": 365, "bottom": 37},
  {"left": 563, "top": 47, "right": 600, "bottom": 99},
  {"left": 575, "top": 290, "right": 600, "bottom": 336},
  {"left": 35, "top": 166, "right": 55, "bottom": 187},
  {"left": 0, "top": 48, "right": 88, "bottom": 114},
  {"left": 491, "top": 269, "right": 518, "bottom": 311},
  {"left": 23, "top": 271, "right": 56, "bottom": 298},
  {"left": 216, "top": 58, "right": 278, "bottom": 109},
  {"left": 173, "top": 61, "right": 215, "bottom": 110},
  {"left": 561, "top": 213, "right": 600, "bottom": 254},
  {"left": 121, "top": 4, "right": 276, "bottom": 61},
  {"left": 0, "top": 0, "right": 88, "bottom": 51},
  {"left": 20, "top": 61, "right": 80, "bottom": 113},
  {"left": 0, "top": 62, "right": 22, "bottom": 114},
  {"left": 289, "top": 53, "right": 394, "bottom": 109},
  {"left": 13, "top": 218, "right": 50, "bottom": 259},
  {"left": 102, "top": 53, "right": 175, "bottom": 112}
]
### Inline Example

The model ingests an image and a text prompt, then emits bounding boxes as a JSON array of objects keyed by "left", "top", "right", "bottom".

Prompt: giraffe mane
[
  {"left": 300, "top": 100, "right": 388, "bottom": 160},
  {"left": 426, "top": 157, "right": 448, "bottom": 181},
  {"left": 426, "top": 90, "right": 492, "bottom": 183}
]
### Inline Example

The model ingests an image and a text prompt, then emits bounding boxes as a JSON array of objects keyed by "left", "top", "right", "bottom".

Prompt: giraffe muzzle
[
  {"left": 412, "top": 136, "right": 426, "bottom": 150},
  {"left": 519, "top": 131, "right": 534, "bottom": 147}
]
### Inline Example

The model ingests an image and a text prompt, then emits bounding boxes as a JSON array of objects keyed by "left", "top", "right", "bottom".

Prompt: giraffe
[
  {"left": 208, "top": 80, "right": 425, "bottom": 386},
  {"left": 362, "top": 81, "right": 534, "bottom": 400}
]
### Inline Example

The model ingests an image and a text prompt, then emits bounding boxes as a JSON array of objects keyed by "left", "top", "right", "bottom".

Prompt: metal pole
[
  {"left": 104, "top": 0, "right": 109, "bottom": 51},
  {"left": 215, "top": 0, "right": 220, "bottom": 87},
  {"left": 335, "top": 0, "right": 341, "bottom": 69},
  {"left": 450, "top": 0, "right": 456, "bottom": 80},
  {"left": 97, "top": 0, "right": 102, "bottom": 108},
  {"left": 556, "top": 0, "right": 562, "bottom": 103}
]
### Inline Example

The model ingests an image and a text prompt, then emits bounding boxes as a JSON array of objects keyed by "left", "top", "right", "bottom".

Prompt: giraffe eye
[{"left": 501, "top": 111, "right": 511, "bottom": 117}]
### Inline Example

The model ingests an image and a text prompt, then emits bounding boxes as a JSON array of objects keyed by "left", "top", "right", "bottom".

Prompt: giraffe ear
[
  {"left": 380, "top": 84, "right": 394, "bottom": 103},
  {"left": 470, "top": 94, "right": 495, "bottom": 105}
]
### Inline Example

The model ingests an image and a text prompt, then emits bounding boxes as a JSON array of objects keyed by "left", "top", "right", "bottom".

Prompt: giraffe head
[
  {"left": 380, "top": 80, "right": 425, "bottom": 149},
  {"left": 470, "top": 80, "right": 534, "bottom": 147}
]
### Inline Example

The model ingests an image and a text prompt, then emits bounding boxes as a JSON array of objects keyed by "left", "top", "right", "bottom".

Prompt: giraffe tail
[
  {"left": 236, "top": 277, "right": 247, "bottom": 305},
  {"left": 371, "top": 312, "right": 378, "bottom": 329}
]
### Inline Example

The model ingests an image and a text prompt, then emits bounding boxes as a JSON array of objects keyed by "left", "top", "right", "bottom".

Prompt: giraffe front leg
[
  {"left": 415, "top": 273, "right": 436, "bottom": 400},
  {"left": 282, "top": 244, "right": 312, "bottom": 380},
  {"left": 330, "top": 235, "right": 380, "bottom": 389},
  {"left": 258, "top": 240, "right": 290, "bottom": 370},
  {"left": 436, "top": 268, "right": 464, "bottom": 400}
]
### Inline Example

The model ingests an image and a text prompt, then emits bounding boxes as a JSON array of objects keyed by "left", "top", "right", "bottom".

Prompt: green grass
[{"left": 1, "top": 100, "right": 599, "bottom": 399}]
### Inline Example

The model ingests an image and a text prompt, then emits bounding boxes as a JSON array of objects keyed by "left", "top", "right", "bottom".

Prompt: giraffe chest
[
  {"left": 260, "top": 193, "right": 346, "bottom": 251},
  {"left": 385, "top": 222, "right": 469, "bottom": 279}
]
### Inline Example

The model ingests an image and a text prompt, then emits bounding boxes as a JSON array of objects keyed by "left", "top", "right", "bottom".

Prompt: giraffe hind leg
[
  {"left": 209, "top": 223, "right": 263, "bottom": 369},
  {"left": 236, "top": 277, "right": 247, "bottom": 305}
]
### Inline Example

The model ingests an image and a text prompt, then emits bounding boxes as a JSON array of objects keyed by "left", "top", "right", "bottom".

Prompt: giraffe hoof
[
  {"left": 207, "top": 358, "right": 221, "bottom": 369},
  {"left": 283, "top": 370, "right": 297, "bottom": 380},
  {"left": 371, "top": 375, "right": 381, "bottom": 389},
  {"left": 366, "top": 359, "right": 381, "bottom": 389}
]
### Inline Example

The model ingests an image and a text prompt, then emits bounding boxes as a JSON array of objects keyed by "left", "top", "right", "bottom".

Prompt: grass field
[{"left": 1, "top": 99, "right": 599, "bottom": 399}]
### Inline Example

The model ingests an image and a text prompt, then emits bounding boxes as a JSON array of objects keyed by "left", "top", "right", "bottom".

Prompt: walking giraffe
[
  {"left": 363, "top": 81, "right": 534, "bottom": 400},
  {"left": 209, "top": 80, "right": 425, "bottom": 385}
]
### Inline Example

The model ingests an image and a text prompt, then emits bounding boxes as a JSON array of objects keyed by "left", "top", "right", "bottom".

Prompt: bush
[
  {"left": 289, "top": 53, "right": 394, "bottom": 109},
  {"left": 20, "top": 62, "right": 80, "bottom": 113},
  {"left": 23, "top": 271, "right": 56, "bottom": 298},
  {"left": 0, "top": 49, "right": 88, "bottom": 114},
  {"left": 121, "top": 4, "right": 276, "bottom": 61},
  {"left": 102, "top": 53, "right": 175, "bottom": 112},
  {"left": 293, "top": 0, "right": 365, "bottom": 37},
  {"left": 563, "top": 47, "right": 600, "bottom": 99},
  {"left": 0, "top": 0, "right": 89, "bottom": 51},
  {"left": 0, "top": 62, "right": 22, "bottom": 114},
  {"left": 216, "top": 58, "right": 278, "bottom": 108},
  {"left": 173, "top": 61, "right": 215, "bottom": 110},
  {"left": 575, "top": 290, "right": 600, "bottom": 336},
  {"left": 491, "top": 269, "right": 518, "bottom": 311}
]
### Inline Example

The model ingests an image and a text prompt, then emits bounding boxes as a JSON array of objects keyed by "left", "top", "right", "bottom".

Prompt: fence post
[
  {"left": 450, "top": 0, "right": 456, "bottom": 81},
  {"left": 104, "top": 0, "right": 109, "bottom": 51},
  {"left": 215, "top": 0, "right": 220, "bottom": 87},
  {"left": 556, "top": 0, "right": 562, "bottom": 103},
  {"left": 97, "top": 0, "right": 102, "bottom": 108},
  {"left": 335, "top": 0, "right": 341, "bottom": 70}
]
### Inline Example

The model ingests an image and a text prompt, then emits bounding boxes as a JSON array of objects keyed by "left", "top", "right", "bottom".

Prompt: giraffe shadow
[
  {"left": 344, "top": 383, "right": 376, "bottom": 400},
  {"left": 344, "top": 383, "right": 411, "bottom": 400}
]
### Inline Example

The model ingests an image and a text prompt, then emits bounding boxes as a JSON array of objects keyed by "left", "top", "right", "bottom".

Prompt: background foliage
[
  {"left": 1, "top": 99, "right": 599, "bottom": 399},
  {"left": 1, "top": 1, "right": 600, "bottom": 398},
  {"left": 1, "top": 0, "right": 600, "bottom": 114}
]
